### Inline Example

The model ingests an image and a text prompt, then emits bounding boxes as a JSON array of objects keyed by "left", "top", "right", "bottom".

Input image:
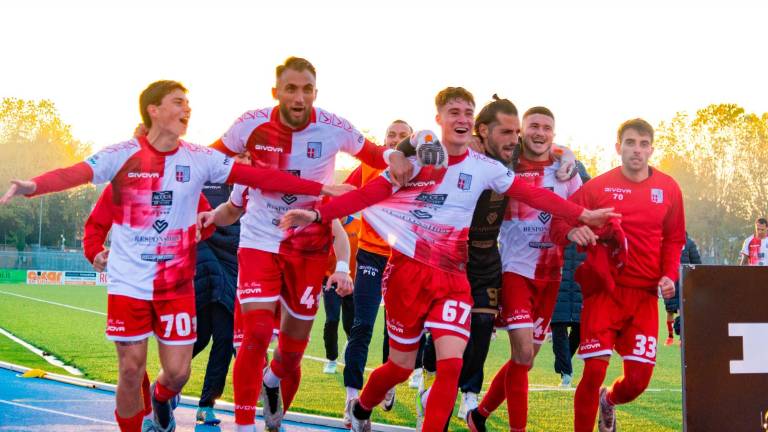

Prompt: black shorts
[{"left": 467, "top": 270, "right": 501, "bottom": 313}]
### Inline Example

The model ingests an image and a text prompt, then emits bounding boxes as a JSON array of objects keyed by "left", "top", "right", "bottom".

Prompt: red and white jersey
[
  {"left": 218, "top": 107, "right": 366, "bottom": 257},
  {"left": 500, "top": 158, "right": 582, "bottom": 281},
  {"left": 741, "top": 235, "right": 768, "bottom": 266},
  {"left": 362, "top": 150, "right": 514, "bottom": 274},
  {"left": 86, "top": 137, "right": 233, "bottom": 300}
]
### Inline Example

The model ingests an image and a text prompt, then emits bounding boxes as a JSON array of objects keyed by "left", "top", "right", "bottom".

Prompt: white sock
[
  {"left": 346, "top": 386, "right": 359, "bottom": 400},
  {"left": 263, "top": 367, "right": 280, "bottom": 388},
  {"left": 422, "top": 387, "right": 431, "bottom": 410},
  {"left": 235, "top": 424, "right": 256, "bottom": 432}
]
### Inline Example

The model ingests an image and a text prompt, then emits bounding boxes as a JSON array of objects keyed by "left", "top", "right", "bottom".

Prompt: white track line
[
  {"left": 0, "top": 399, "right": 116, "bottom": 425},
  {"left": 0, "top": 290, "right": 106, "bottom": 316},
  {"left": 13, "top": 399, "right": 114, "bottom": 403},
  {"left": 0, "top": 327, "right": 83, "bottom": 375}
]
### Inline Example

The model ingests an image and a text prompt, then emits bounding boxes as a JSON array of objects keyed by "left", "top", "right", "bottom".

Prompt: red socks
[
  {"left": 574, "top": 358, "right": 608, "bottom": 432},
  {"left": 422, "top": 358, "right": 462, "bottom": 432},
  {"left": 115, "top": 409, "right": 143, "bottom": 432},
  {"left": 152, "top": 380, "right": 176, "bottom": 404},
  {"left": 141, "top": 372, "right": 151, "bottom": 416},
  {"left": 359, "top": 360, "right": 412, "bottom": 410},
  {"left": 269, "top": 333, "right": 309, "bottom": 409},
  {"left": 666, "top": 320, "right": 674, "bottom": 338},
  {"left": 505, "top": 361, "right": 529, "bottom": 431},
  {"left": 233, "top": 309, "right": 275, "bottom": 425},
  {"left": 477, "top": 360, "right": 509, "bottom": 417},
  {"left": 281, "top": 365, "right": 302, "bottom": 411},
  {"left": 606, "top": 361, "right": 654, "bottom": 405}
]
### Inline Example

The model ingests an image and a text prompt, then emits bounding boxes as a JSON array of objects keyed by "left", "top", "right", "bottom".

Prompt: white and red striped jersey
[
  {"left": 229, "top": 184, "right": 249, "bottom": 209},
  {"left": 741, "top": 235, "right": 768, "bottom": 266},
  {"left": 500, "top": 157, "right": 582, "bottom": 281},
  {"left": 362, "top": 151, "right": 515, "bottom": 274},
  {"left": 85, "top": 137, "right": 234, "bottom": 300},
  {"left": 216, "top": 107, "right": 369, "bottom": 258}
]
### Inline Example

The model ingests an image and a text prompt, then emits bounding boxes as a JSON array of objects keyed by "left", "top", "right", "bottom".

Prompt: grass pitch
[{"left": 0, "top": 283, "right": 682, "bottom": 431}]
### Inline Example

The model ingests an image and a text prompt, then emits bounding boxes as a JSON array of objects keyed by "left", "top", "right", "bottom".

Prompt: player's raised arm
[{"left": 350, "top": 137, "right": 413, "bottom": 187}]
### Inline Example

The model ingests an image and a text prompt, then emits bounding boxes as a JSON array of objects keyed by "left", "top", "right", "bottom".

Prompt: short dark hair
[
  {"left": 756, "top": 217, "right": 768, "bottom": 226},
  {"left": 617, "top": 118, "right": 654, "bottom": 143},
  {"left": 390, "top": 119, "right": 413, "bottom": 133},
  {"left": 276, "top": 56, "right": 316, "bottom": 80},
  {"left": 523, "top": 106, "right": 555, "bottom": 122},
  {"left": 474, "top": 94, "right": 518, "bottom": 139},
  {"left": 435, "top": 87, "right": 475, "bottom": 110},
  {"left": 139, "top": 80, "right": 187, "bottom": 128}
]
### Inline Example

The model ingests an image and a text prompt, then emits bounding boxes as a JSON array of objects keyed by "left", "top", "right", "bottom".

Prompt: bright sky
[{"left": 2, "top": 1, "right": 767, "bottom": 171}]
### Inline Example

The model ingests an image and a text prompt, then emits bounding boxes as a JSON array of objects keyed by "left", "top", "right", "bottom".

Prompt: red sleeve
[
  {"left": 319, "top": 176, "right": 393, "bottom": 223},
  {"left": 210, "top": 139, "right": 239, "bottom": 157},
  {"left": 344, "top": 166, "right": 363, "bottom": 187},
  {"left": 29, "top": 162, "right": 94, "bottom": 197},
  {"left": 226, "top": 164, "right": 323, "bottom": 196},
  {"left": 660, "top": 183, "right": 686, "bottom": 281},
  {"left": 352, "top": 139, "right": 388, "bottom": 169},
  {"left": 83, "top": 185, "right": 113, "bottom": 263},
  {"left": 505, "top": 176, "right": 584, "bottom": 226},
  {"left": 197, "top": 194, "right": 216, "bottom": 241},
  {"left": 550, "top": 187, "right": 588, "bottom": 246}
]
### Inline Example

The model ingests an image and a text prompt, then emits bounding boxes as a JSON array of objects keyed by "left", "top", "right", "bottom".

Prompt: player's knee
[
  {"left": 623, "top": 362, "right": 653, "bottom": 398},
  {"left": 273, "top": 333, "right": 309, "bottom": 375},
  {"left": 163, "top": 364, "right": 192, "bottom": 389},
  {"left": 580, "top": 358, "right": 609, "bottom": 389},
  {"left": 511, "top": 343, "right": 534, "bottom": 367},
  {"left": 242, "top": 310, "right": 275, "bottom": 351},
  {"left": 117, "top": 364, "right": 144, "bottom": 389}
]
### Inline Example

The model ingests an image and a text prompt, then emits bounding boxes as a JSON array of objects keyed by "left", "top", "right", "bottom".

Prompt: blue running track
[{"left": 0, "top": 367, "right": 346, "bottom": 431}]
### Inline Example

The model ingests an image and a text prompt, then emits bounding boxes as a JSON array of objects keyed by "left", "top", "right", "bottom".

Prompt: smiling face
[
  {"left": 272, "top": 68, "right": 317, "bottom": 129},
  {"left": 147, "top": 88, "right": 190, "bottom": 138},
  {"left": 384, "top": 122, "right": 412, "bottom": 148},
  {"left": 522, "top": 113, "right": 555, "bottom": 160},
  {"left": 481, "top": 112, "right": 521, "bottom": 164},
  {"left": 436, "top": 98, "right": 475, "bottom": 150}
]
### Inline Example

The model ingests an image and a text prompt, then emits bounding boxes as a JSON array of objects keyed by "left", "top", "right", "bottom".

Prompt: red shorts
[
  {"left": 498, "top": 272, "right": 560, "bottom": 344},
  {"left": 237, "top": 247, "right": 327, "bottom": 321},
  {"left": 382, "top": 252, "right": 473, "bottom": 351},
  {"left": 578, "top": 286, "right": 659, "bottom": 365},
  {"left": 232, "top": 297, "right": 281, "bottom": 349},
  {"left": 106, "top": 294, "right": 196, "bottom": 345}
]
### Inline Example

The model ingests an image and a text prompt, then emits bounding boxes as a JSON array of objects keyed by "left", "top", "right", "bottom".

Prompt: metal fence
[{"left": 0, "top": 250, "right": 92, "bottom": 272}]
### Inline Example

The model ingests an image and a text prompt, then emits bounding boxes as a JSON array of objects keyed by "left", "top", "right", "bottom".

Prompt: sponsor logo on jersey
[
  {"left": 271, "top": 218, "right": 280, "bottom": 226},
  {"left": 307, "top": 142, "right": 322, "bottom": 159},
  {"left": 522, "top": 226, "right": 548, "bottom": 233},
  {"left": 223, "top": 157, "right": 232, "bottom": 165},
  {"left": 405, "top": 180, "right": 436, "bottom": 188},
  {"left": 458, "top": 173, "right": 472, "bottom": 190},
  {"left": 651, "top": 188, "right": 664, "bottom": 203},
  {"left": 151, "top": 191, "right": 173, "bottom": 206},
  {"left": 152, "top": 220, "right": 169, "bottom": 233},
  {"left": 604, "top": 187, "right": 632, "bottom": 194},
  {"left": 128, "top": 172, "right": 160, "bottom": 179},
  {"left": 358, "top": 265, "right": 379, "bottom": 277},
  {"left": 87, "top": 155, "right": 99, "bottom": 166},
  {"left": 357, "top": 134, "right": 365, "bottom": 144},
  {"left": 528, "top": 241, "right": 554, "bottom": 249},
  {"left": 106, "top": 325, "right": 126, "bottom": 332},
  {"left": 581, "top": 342, "right": 602, "bottom": 350},
  {"left": 253, "top": 144, "right": 284, "bottom": 153},
  {"left": 281, "top": 194, "right": 298, "bottom": 205},
  {"left": 538, "top": 212, "right": 552, "bottom": 224},
  {"left": 415, "top": 193, "right": 447, "bottom": 206},
  {"left": 239, "top": 287, "right": 263, "bottom": 295},
  {"left": 140, "top": 253, "right": 175, "bottom": 262},
  {"left": 516, "top": 172, "right": 541, "bottom": 178},
  {"left": 410, "top": 209, "right": 433, "bottom": 219},
  {"left": 506, "top": 169, "right": 514, "bottom": 177},
  {"left": 134, "top": 234, "right": 181, "bottom": 245},
  {"left": 175, "top": 165, "right": 190, "bottom": 183}
]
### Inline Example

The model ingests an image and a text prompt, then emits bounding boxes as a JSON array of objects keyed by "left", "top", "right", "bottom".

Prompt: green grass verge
[{"left": 0, "top": 283, "right": 682, "bottom": 431}]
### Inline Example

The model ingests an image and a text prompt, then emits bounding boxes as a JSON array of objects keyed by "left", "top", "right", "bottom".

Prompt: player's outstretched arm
[
  {"left": 280, "top": 176, "right": 394, "bottom": 230},
  {"left": 0, "top": 162, "right": 94, "bottom": 205},
  {"left": 551, "top": 144, "right": 577, "bottom": 181},
  {"left": 327, "top": 219, "right": 353, "bottom": 297},
  {"left": 353, "top": 139, "right": 413, "bottom": 187},
  {"left": 225, "top": 163, "right": 352, "bottom": 197}
]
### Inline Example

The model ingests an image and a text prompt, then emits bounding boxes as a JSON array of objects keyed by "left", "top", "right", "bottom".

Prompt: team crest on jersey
[
  {"left": 538, "top": 212, "right": 552, "bottom": 224},
  {"left": 175, "top": 165, "right": 190, "bottom": 183},
  {"left": 152, "top": 220, "right": 169, "bottom": 234},
  {"left": 457, "top": 173, "right": 472, "bottom": 191},
  {"left": 651, "top": 188, "right": 664, "bottom": 203},
  {"left": 307, "top": 142, "right": 322, "bottom": 159}
]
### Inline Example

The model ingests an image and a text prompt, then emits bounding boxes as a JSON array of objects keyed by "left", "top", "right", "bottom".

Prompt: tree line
[{"left": 0, "top": 98, "right": 765, "bottom": 263}]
